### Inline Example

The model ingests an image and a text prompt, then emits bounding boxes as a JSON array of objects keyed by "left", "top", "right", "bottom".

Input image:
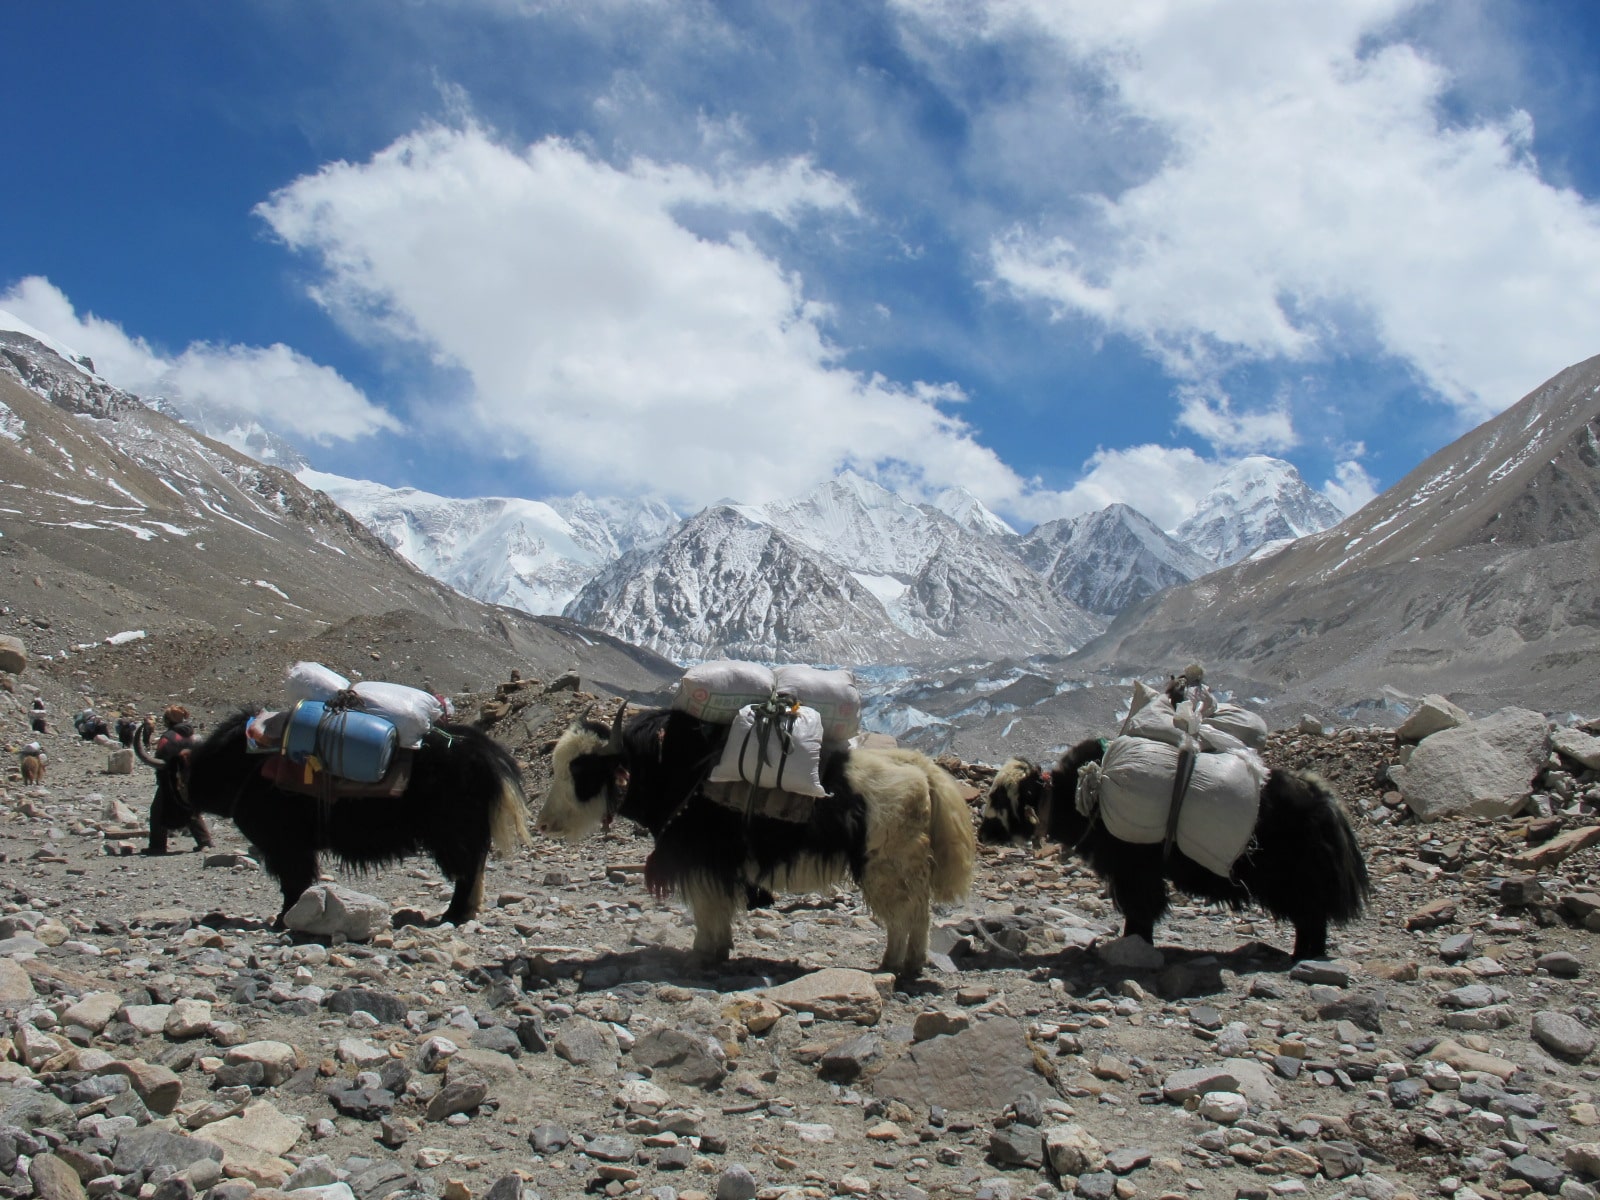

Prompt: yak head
[
  {"left": 538, "top": 701, "right": 628, "bottom": 840},
  {"left": 978, "top": 757, "right": 1049, "bottom": 846}
]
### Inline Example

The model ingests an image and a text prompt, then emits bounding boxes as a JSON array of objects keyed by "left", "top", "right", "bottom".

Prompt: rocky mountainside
[
  {"left": 0, "top": 330, "right": 680, "bottom": 712},
  {"left": 1020, "top": 504, "right": 1214, "bottom": 617},
  {"left": 1076, "top": 354, "right": 1600, "bottom": 717},
  {"left": 1173, "top": 456, "right": 1346, "bottom": 566}
]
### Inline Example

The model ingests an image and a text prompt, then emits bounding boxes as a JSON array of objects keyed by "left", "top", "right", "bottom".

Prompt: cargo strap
[{"left": 735, "top": 691, "right": 802, "bottom": 826}]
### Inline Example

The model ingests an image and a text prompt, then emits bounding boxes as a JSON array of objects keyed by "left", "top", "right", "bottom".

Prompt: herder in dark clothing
[{"left": 134, "top": 705, "right": 214, "bottom": 855}]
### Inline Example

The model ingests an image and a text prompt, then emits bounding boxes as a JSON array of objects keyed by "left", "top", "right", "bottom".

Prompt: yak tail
[
  {"left": 1303, "top": 774, "right": 1371, "bottom": 925},
  {"left": 893, "top": 750, "right": 976, "bottom": 904},
  {"left": 489, "top": 770, "right": 532, "bottom": 858}
]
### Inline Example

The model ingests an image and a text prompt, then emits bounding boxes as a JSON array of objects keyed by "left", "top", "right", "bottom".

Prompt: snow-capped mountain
[
  {"left": 1021, "top": 503, "right": 1214, "bottom": 616},
  {"left": 150, "top": 394, "right": 311, "bottom": 472},
  {"left": 566, "top": 505, "right": 905, "bottom": 663},
  {"left": 1171, "top": 456, "right": 1345, "bottom": 565},
  {"left": 931, "top": 484, "right": 1018, "bottom": 540},
  {"left": 565, "top": 475, "right": 1102, "bottom": 664},
  {"left": 300, "top": 470, "right": 677, "bottom": 615}
]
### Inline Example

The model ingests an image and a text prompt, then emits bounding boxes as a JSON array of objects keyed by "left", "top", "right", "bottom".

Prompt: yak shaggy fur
[
  {"left": 167, "top": 711, "right": 530, "bottom": 926},
  {"left": 980, "top": 739, "right": 1369, "bottom": 960},
  {"left": 540, "top": 707, "right": 975, "bottom": 980},
  {"left": 18, "top": 751, "right": 44, "bottom": 785}
]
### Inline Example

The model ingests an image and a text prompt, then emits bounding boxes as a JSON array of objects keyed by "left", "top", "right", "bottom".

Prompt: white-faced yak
[
  {"left": 979, "top": 738, "right": 1368, "bottom": 960},
  {"left": 539, "top": 704, "right": 976, "bottom": 982},
  {"left": 142, "top": 711, "right": 530, "bottom": 928}
]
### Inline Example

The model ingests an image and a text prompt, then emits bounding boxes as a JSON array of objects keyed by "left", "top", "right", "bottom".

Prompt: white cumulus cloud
[
  {"left": 0, "top": 276, "right": 394, "bottom": 445},
  {"left": 900, "top": 0, "right": 1600, "bottom": 424},
  {"left": 255, "top": 121, "right": 1033, "bottom": 510}
]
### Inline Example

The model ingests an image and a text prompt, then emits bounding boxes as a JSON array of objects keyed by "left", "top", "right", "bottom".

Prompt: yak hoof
[{"left": 140, "top": 846, "right": 170, "bottom": 857}]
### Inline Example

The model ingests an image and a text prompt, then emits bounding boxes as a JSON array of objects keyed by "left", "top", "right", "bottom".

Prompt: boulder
[
  {"left": 1394, "top": 707, "right": 1549, "bottom": 821},
  {"left": 869, "top": 1017, "right": 1046, "bottom": 1112},
  {"left": 1552, "top": 726, "right": 1600, "bottom": 771},
  {"left": 283, "top": 884, "right": 391, "bottom": 941},
  {"left": 0, "top": 959, "right": 35, "bottom": 1003},
  {"left": 762, "top": 968, "right": 884, "bottom": 1025},
  {"left": 1396, "top": 694, "right": 1470, "bottom": 741},
  {"left": 0, "top": 636, "right": 26, "bottom": 675}
]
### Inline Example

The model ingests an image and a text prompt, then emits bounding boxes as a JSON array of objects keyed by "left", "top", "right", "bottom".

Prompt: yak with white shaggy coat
[{"left": 540, "top": 704, "right": 975, "bottom": 982}]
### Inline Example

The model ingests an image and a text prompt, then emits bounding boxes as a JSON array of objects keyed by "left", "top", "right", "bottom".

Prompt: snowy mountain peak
[
  {"left": 931, "top": 485, "right": 1017, "bottom": 539},
  {"left": 1172, "top": 456, "right": 1345, "bottom": 566},
  {"left": 1022, "top": 503, "right": 1213, "bottom": 616}
]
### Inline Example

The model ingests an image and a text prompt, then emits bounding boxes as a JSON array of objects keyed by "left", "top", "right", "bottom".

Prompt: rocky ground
[{"left": 5, "top": 674, "right": 1600, "bottom": 1200}]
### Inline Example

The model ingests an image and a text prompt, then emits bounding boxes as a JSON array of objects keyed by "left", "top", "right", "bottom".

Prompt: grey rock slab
[
  {"left": 714, "top": 1165, "right": 758, "bottom": 1200},
  {"left": 986, "top": 1126, "right": 1043, "bottom": 1169},
  {"left": 282, "top": 884, "right": 390, "bottom": 941},
  {"left": 111, "top": 1129, "right": 223, "bottom": 1176},
  {"left": 424, "top": 1074, "right": 487, "bottom": 1122},
  {"left": 553, "top": 1016, "right": 619, "bottom": 1069},
  {"left": 868, "top": 1017, "right": 1047, "bottom": 1113},
  {"left": 1532, "top": 1011, "right": 1596, "bottom": 1062},
  {"left": 324, "top": 988, "right": 408, "bottom": 1024},
  {"left": 632, "top": 1027, "right": 728, "bottom": 1088},
  {"left": 1162, "top": 1066, "right": 1239, "bottom": 1104},
  {"left": 28, "top": 1154, "right": 86, "bottom": 1200}
]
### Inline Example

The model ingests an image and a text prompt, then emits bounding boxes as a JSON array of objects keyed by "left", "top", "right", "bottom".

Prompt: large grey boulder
[
  {"left": 283, "top": 884, "right": 391, "bottom": 941},
  {"left": 1396, "top": 694, "right": 1469, "bottom": 741},
  {"left": 0, "top": 636, "right": 26, "bottom": 675},
  {"left": 1394, "top": 707, "right": 1549, "bottom": 821}
]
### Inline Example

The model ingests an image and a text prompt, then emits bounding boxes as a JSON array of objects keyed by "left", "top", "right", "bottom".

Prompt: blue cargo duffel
[{"left": 282, "top": 699, "right": 398, "bottom": 784}]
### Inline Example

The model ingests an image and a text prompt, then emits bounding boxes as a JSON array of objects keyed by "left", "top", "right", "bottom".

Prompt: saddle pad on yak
[
  {"left": 702, "top": 779, "right": 817, "bottom": 823},
  {"left": 1081, "top": 735, "right": 1267, "bottom": 877}
]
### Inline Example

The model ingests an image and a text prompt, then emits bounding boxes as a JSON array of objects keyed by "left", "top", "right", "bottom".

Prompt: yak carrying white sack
[
  {"left": 707, "top": 703, "right": 828, "bottom": 797},
  {"left": 284, "top": 662, "right": 441, "bottom": 749},
  {"left": 1075, "top": 735, "right": 1268, "bottom": 878}
]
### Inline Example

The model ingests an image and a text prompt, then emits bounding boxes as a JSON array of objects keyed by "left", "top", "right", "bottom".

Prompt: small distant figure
[
  {"left": 115, "top": 705, "right": 142, "bottom": 747},
  {"left": 508, "top": 668, "right": 522, "bottom": 684},
  {"left": 29, "top": 698, "right": 47, "bottom": 735},
  {"left": 73, "top": 709, "right": 115, "bottom": 746},
  {"left": 18, "top": 741, "right": 45, "bottom": 784}
]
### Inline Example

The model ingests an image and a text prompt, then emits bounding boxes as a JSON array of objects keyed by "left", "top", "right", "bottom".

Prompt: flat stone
[
  {"left": 1043, "top": 1124, "right": 1105, "bottom": 1176},
  {"left": 761, "top": 968, "right": 883, "bottom": 1025},
  {"left": 165, "top": 999, "right": 213, "bottom": 1040},
  {"left": 425, "top": 1074, "right": 488, "bottom": 1122},
  {"left": 95, "top": 1058, "right": 182, "bottom": 1115},
  {"left": 111, "top": 1128, "right": 224, "bottom": 1176},
  {"left": 194, "top": 1101, "right": 301, "bottom": 1186},
  {"left": 987, "top": 1126, "right": 1043, "bottom": 1169},
  {"left": 869, "top": 1017, "right": 1046, "bottom": 1113},
  {"left": 553, "top": 1017, "right": 619, "bottom": 1068},
  {"left": 0, "top": 959, "right": 35, "bottom": 1003},
  {"left": 1532, "top": 1011, "right": 1596, "bottom": 1062},
  {"left": 632, "top": 1027, "right": 728, "bottom": 1088},
  {"left": 283, "top": 884, "right": 390, "bottom": 942},
  {"left": 29, "top": 1153, "right": 87, "bottom": 1200},
  {"left": 1162, "top": 1066, "right": 1239, "bottom": 1103},
  {"left": 62, "top": 992, "right": 122, "bottom": 1034},
  {"left": 224, "top": 1041, "right": 299, "bottom": 1086},
  {"left": 324, "top": 988, "right": 408, "bottom": 1024}
]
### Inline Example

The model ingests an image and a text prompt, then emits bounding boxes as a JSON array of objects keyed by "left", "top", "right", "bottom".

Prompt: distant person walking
[{"left": 29, "top": 698, "right": 47, "bottom": 735}]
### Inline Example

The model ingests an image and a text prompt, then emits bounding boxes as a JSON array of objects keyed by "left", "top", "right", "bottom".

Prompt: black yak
[
  {"left": 539, "top": 704, "right": 975, "bottom": 982},
  {"left": 980, "top": 738, "right": 1368, "bottom": 960},
  {"left": 140, "top": 711, "right": 529, "bottom": 927}
]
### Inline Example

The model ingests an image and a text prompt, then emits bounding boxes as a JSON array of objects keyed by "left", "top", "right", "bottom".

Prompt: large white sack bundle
[
  {"left": 1209, "top": 703, "right": 1269, "bottom": 750},
  {"left": 673, "top": 661, "right": 777, "bottom": 724},
  {"left": 1121, "top": 688, "right": 1252, "bottom": 755},
  {"left": 286, "top": 661, "right": 349, "bottom": 703},
  {"left": 1075, "top": 735, "right": 1267, "bottom": 877},
  {"left": 351, "top": 681, "right": 443, "bottom": 749},
  {"left": 707, "top": 703, "right": 827, "bottom": 797},
  {"left": 285, "top": 663, "right": 440, "bottom": 747},
  {"left": 772, "top": 664, "right": 861, "bottom": 745}
]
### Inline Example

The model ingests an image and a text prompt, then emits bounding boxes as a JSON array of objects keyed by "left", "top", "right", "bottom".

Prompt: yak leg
[
  {"left": 268, "top": 852, "right": 321, "bottom": 930},
  {"left": 440, "top": 854, "right": 489, "bottom": 926},
  {"left": 862, "top": 836, "right": 933, "bottom": 983},
  {"left": 189, "top": 814, "right": 214, "bottom": 852},
  {"left": 1107, "top": 848, "right": 1169, "bottom": 945},
  {"left": 684, "top": 880, "right": 736, "bottom": 965},
  {"left": 1291, "top": 921, "right": 1328, "bottom": 962}
]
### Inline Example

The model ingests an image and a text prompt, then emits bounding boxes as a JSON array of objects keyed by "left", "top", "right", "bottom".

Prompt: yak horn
[{"left": 608, "top": 699, "right": 628, "bottom": 751}]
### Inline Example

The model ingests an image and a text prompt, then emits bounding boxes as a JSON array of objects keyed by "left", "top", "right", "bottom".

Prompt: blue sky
[{"left": 5, "top": 0, "right": 1600, "bottom": 531}]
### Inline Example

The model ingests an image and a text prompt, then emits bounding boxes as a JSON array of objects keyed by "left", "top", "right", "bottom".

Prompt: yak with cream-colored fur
[{"left": 540, "top": 703, "right": 975, "bottom": 981}]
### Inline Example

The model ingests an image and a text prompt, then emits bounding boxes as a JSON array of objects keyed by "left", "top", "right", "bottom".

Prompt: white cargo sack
[
  {"left": 1075, "top": 735, "right": 1267, "bottom": 878},
  {"left": 351, "top": 682, "right": 442, "bottom": 749},
  {"left": 1209, "top": 703, "right": 1269, "bottom": 751},
  {"left": 772, "top": 664, "right": 861, "bottom": 745},
  {"left": 1122, "top": 689, "right": 1252, "bottom": 755},
  {"left": 286, "top": 660, "right": 350, "bottom": 703},
  {"left": 708, "top": 703, "right": 827, "bottom": 797},
  {"left": 673, "top": 661, "right": 777, "bottom": 724},
  {"left": 285, "top": 662, "right": 441, "bottom": 748}
]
